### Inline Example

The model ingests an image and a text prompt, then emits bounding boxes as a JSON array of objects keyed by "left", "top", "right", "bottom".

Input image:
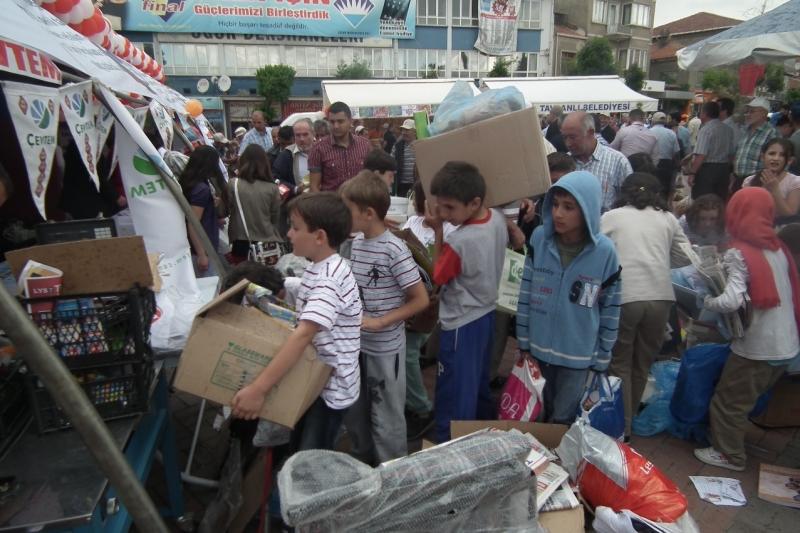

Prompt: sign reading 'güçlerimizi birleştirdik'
[{"left": 116, "top": 0, "right": 415, "bottom": 39}]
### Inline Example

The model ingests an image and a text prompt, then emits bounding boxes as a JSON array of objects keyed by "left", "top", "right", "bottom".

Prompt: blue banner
[{"left": 114, "top": 0, "right": 415, "bottom": 39}]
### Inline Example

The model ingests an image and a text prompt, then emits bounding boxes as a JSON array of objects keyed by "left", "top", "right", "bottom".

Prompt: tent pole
[
  {"left": 93, "top": 87, "right": 227, "bottom": 285},
  {"left": 173, "top": 126, "right": 196, "bottom": 153},
  {"left": 62, "top": 72, "right": 151, "bottom": 105},
  {"left": 0, "top": 289, "right": 170, "bottom": 533}
]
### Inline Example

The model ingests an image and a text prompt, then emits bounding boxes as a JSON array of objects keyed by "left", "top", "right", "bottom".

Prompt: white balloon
[
  {"left": 88, "top": 32, "right": 104, "bottom": 45},
  {"left": 66, "top": 6, "right": 84, "bottom": 25},
  {"left": 79, "top": 0, "right": 94, "bottom": 20},
  {"left": 131, "top": 50, "right": 143, "bottom": 67},
  {"left": 101, "top": 17, "right": 112, "bottom": 36},
  {"left": 111, "top": 33, "right": 125, "bottom": 54}
]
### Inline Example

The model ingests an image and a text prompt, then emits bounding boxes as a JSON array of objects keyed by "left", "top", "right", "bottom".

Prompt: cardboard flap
[
  {"left": 7, "top": 236, "right": 154, "bottom": 296},
  {"left": 450, "top": 421, "right": 569, "bottom": 449},
  {"left": 196, "top": 278, "right": 249, "bottom": 317}
]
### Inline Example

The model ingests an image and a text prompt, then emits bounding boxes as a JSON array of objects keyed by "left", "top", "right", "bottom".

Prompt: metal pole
[
  {"left": 93, "top": 88, "right": 227, "bottom": 284},
  {"left": 0, "top": 290, "right": 170, "bottom": 533},
  {"left": 445, "top": 0, "right": 453, "bottom": 78},
  {"left": 173, "top": 126, "right": 196, "bottom": 153},
  {"left": 62, "top": 72, "right": 151, "bottom": 105}
]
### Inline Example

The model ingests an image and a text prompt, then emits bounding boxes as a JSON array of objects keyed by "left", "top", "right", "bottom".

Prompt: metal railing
[{"left": 607, "top": 23, "right": 632, "bottom": 36}]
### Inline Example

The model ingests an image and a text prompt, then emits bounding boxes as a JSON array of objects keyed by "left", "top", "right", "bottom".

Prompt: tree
[
  {"left": 569, "top": 37, "right": 618, "bottom": 76},
  {"left": 700, "top": 69, "right": 738, "bottom": 97},
  {"left": 659, "top": 72, "right": 677, "bottom": 85},
  {"left": 787, "top": 87, "right": 800, "bottom": 106},
  {"left": 757, "top": 62, "right": 785, "bottom": 95},
  {"left": 254, "top": 64, "right": 295, "bottom": 123},
  {"left": 624, "top": 64, "right": 647, "bottom": 92},
  {"left": 334, "top": 58, "right": 373, "bottom": 80},
  {"left": 421, "top": 63, "right": 442, "bottom": 79},
  {"left": 488, "top": 57, "right": 515, "bottom": 78}
]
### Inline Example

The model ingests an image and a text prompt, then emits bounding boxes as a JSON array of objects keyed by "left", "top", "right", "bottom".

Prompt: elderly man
[
  {"left": 732, "top": 97, "right": 778, "bottom": 192},
  {"left": 545, "top": 105, "right": 564, "bottom": 142},
  {"left": 610, "top": 108, "right": 659, "bottom": 161},
  {"left": 681, "top": 102, "right": 733, "bottom": 200},
  {"left": 599, "top": 113, "right": 617, "bottom": 144},
  {"left": 562, "top": 111, "right": 633, "bottom": 212},
  {"left": 308, "top": 101, "right": 372, "bottom": 192},
  {"left": 273, "top": 118, "right": 316, "bottom": 238},
  {"left": 234, "top": 126, "right": 247, "bottom": 143},
  {"left": 239, "top": 110, "right": 273, "bottom": 153},
  {"left": 649, "top": 112, "right": 680, "bottom": 198},
  {"left": 390, "top": 119, "right": 417, "bottom": 197}
]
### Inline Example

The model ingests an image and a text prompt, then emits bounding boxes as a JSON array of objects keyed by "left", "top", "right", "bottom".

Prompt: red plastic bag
[
  {"left": 556, "top": 422, "right": 687, "bottom": 523},
  {"left": 497, "top": 356, "right": 545, "bottom": 422}
]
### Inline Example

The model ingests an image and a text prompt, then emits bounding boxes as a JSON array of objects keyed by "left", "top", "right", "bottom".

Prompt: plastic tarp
[
  {"left": 677, "top": 0, "right": 800, "bottom": 70},
  {"left": 481, "top": 76, "right": 658, "bottom": 113},
  {"left": 322, "top": 79, "right": 482, "bottom": 109}
]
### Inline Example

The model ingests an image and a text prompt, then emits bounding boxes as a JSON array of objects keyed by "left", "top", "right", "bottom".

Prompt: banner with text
[
  {"left": 0, "top": 38, "right": 61, "bottom": 85},
  {"left": 112, "top": 0, "right": 415, "bottom": 39},
  {"left": 150, "top": 100, "right": 175, "bottom": 150},
  {"left": 60, "top": 81, "right": 100, "bottom": 191},
  {"left": 2, "top": 81, "right": 60, "bottom": 219},
  {"left": 474, "top": 0, "right": 520, "bottom": 56}
]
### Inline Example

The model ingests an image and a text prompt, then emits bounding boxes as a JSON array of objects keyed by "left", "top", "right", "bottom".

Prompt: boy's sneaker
[
  {"left": 406, "top": 412, "right": 435, "bottom": 441},
  {"left": 694, "top": 447, "right": 745, "bottom": 471}
]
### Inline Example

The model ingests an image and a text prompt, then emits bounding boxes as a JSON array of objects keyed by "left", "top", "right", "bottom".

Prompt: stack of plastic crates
[{"left": 21, "top": 287, "right": 155, "bottom": 433}]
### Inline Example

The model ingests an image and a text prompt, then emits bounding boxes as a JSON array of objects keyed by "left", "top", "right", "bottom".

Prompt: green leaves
[
  {"left": 255, "top": 65, "right": 296, "bottom": 123},
  {"left": 334, "top": 58, "right": 373, "bottom": 80},
  {"left": 570, "top": 38, "right": 618, "bottom": 76}
]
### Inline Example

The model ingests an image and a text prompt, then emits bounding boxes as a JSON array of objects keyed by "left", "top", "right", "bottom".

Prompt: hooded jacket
[{"left": 516, "top": 171, "right": 622, "bottom": 370}]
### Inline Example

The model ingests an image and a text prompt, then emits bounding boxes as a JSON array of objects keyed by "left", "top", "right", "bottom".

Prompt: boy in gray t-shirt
[{"left": 425, "top": 162, "right": 508, "bottom": 443}]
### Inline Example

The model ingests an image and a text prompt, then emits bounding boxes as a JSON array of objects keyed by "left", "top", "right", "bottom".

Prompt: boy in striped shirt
[
  {"left": 231, "top": 193, "right": 363, "bottom": 452},
  {"left": 340, "top": 172, "right": 430, "bottom": 463}
]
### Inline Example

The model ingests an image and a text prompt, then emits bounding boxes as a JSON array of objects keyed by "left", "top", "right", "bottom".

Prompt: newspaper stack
[{"left": 680, "top": 243, "right": 752, "bottom": 338}]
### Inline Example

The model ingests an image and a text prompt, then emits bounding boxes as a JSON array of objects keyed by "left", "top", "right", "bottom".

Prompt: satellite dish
[
  {"left": 218, "top": 75, "right": 231, "bottom": 92},
  {"left": 197, "top": 78, "right": 209, "bottom": 94}
]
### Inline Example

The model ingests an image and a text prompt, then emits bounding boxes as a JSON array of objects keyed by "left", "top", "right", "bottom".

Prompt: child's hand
[
  {"left": 428, "top": 290, "right": 440, "bottom": 308},
  {"left": 761, "top": 170, "right": 780, "bottom": 192},
  {"left": 519, "top": 199, "right": 537, "bottom": 223},
  {"left": 423, "top": 200, "right": 443, "bottom": 231},
  {"left": 230, "top": 383, "right": 268, "bottom": 420},
  {"left": 361, "top": 316, "right": 385, "bottom": 330}
]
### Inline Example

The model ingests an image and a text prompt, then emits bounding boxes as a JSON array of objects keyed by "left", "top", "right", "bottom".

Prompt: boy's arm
[
  {"left": 231, "top": 319, "right": 320, "bottom": 420},
  {"left": 516, "top": 252, "right": 534, "bottom": 355},
  {"left": 362, "top": 281, "right": 429, "bottom": 330},
  {"left": 593, "top": 264, "right": 622, "bottom": 371}
]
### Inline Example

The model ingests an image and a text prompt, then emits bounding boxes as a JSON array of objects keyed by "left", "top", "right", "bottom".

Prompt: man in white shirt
[
  {"left": 610, "top": 108, "right": 660, "bottom": 161},
  {"left": 238, "top": 110, "right": 273, "bottom": 153}
]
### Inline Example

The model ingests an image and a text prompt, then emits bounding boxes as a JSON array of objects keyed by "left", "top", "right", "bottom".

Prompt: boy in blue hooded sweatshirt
[{"left": 516, "top": 171, "right": 623, "bottom": 425}]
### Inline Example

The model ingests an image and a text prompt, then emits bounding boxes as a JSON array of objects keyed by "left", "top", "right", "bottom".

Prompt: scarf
[{"left": 727, "top": 188, "right": 800, "bottom": 333}]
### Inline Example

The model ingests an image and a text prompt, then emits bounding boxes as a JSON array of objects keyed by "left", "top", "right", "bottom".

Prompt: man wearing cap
[
  {"left": 234, "top": 126, "right": 247, "bottom": 143},
  {"left": 681, "top": 102, "right": 733, "bottom": 200},
  {"left": 382, "top": 122, "right": 396, "bottom": 154},
  {"left": 238, "top": 110, "right": 273, "bottom": 153},
  {"left": 355, "top": 125, "right": 370, "bottom": 139},
  {"left": 212, "top": 132, "right": 230, "bottom": 159},
  {"left": 390, "top": 119, "right": 417, "bottom": 197},
  {"left": 599, "top": 113, "right": 616, "bottom": 144},
  {"left": 273, "top": 118, "right": 316, "bottom": 239},
  {"left": 610, "top": 108, "right": 660, "bottom": 161},
  {"left": 308, "top": 101, "right": 371, "bottom": 192},
  {"left": 732, "top": 97, "right": 778, "bottom": 192},
  {"left": 650, "top": 112, "right": 680, "bottom": 198},
  {"left": 789, "top": 105, "right": 800, "bottom": 175}
]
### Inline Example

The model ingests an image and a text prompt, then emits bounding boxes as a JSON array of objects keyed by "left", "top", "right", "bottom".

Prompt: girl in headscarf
[{"left": 695, "top": 188, "right": 800, "bottom": 471}]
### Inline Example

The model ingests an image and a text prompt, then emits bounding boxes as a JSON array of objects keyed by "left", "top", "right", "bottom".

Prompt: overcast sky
[{"left": 653, "top": 0, "right": 791, "bottom": 27}]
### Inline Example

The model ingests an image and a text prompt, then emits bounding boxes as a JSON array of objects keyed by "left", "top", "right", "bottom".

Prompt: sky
[{"left": 653, "top": 0, "right": 791, "bottom": 27}]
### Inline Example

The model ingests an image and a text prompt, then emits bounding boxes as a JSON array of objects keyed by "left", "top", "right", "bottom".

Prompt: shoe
[
  {"left": 489, "top": 376, "right": 508, "bottom": 390},
  {"left": 406, "top": 412, "right": 435, "bottom": 441},
  {"left": 694, "top": 447, "right": 745, "bottom": 471}
]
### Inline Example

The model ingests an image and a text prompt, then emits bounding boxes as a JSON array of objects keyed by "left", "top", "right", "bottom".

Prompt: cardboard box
[
  {"left": 449, "top": 421, "right": 585, "bottom": 533},
  {"left": 751, "top": 376, "right": 800, "bottom": 427},
  {"left": 411, "top": 107, "right": 550, "bottom": 208},
  {"left": 6, "top": 236, "right": 155, "bottom": 296},
  {"left": 174, "top": 280, "right": 332, "bottom": 428}
]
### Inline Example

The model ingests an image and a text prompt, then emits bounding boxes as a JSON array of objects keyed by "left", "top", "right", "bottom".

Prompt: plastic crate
[
  {"left": 26, "top": 360, "right": 152, "bottom": 433},
  {"left": 0, "top": 360, "right": 30, "bottom": 439},
  {"left": 20, "top": 287, "right": 155, "bottom": 370}
]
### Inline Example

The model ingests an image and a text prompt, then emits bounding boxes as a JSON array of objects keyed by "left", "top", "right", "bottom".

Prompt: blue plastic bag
[
  {"left": 631, "top": 360, "right": 680, "bottom": 437},
  {"left": 670, "top": 343, "right": 730, "bottom": 425},
  {"left": 578, "top": 372, "right": 625, "bottom": 441}
]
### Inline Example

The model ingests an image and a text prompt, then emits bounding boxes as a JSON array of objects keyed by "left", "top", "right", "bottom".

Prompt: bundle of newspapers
[{"left": 680, "top": 243, "right": 752, "bottom": 338}]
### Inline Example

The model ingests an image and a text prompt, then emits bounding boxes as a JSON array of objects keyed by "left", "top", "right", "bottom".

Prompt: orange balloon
[{"left": 185, "top": 99, "right": 203, "bottom": 117}]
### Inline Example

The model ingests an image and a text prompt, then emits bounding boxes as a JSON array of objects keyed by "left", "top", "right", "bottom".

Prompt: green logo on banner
[{"left": 133, "top": 148, "right": 159, "bottom": 176}]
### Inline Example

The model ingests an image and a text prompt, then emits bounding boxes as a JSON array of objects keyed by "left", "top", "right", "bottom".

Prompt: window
[
  {"left": 398, "top": 49, "right": 446, "bottom": 78},
  {"left": 518, "top": 0, "right": 541, "bottom": 29},
  {"left": 618, "top": 48, "right": 648, "bottom": 69},
  {"left": 511, "top": 53, "right": 539, "bottom": 77},
  {"left": 622, "top": 3, "right": 650, "bottom": 27},
  {"left": 593, "top": 0, "right": 608, "bottom": 23},
  {"left": 452, "top": 0, "right": 478, "bottom": 27},
  {"left": 561, "top": 51, "right": 576, "bottom": 75},
  {"left": 417, "top": 0, "right": 447, "bottom": 26}
]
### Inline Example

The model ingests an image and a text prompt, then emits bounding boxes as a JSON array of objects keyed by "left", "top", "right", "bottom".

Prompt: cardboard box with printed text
[{"left": 174, "top": 280, "right": 332, "bottom": 428}]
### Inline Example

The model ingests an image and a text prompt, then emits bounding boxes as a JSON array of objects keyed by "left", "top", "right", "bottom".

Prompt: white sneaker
[{"left": 694, "top": 447, "right": 745, "bottom": 471}]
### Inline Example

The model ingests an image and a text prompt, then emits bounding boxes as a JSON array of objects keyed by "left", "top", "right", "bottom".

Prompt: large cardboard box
[
  {"left": 411, "top": 107, "right": 550, "bottom": 208},
  {"left": 449, "top": 421, "right": 585, "bottom": 533},
  {"left": 6, "top": 236, "right": 155, "bottom": 295},
  {"left": 751, "top": 376, "right": 800, "bottom": 427},
  {"left": 174, "top": 280, "right": 332, "bottom": 428}
]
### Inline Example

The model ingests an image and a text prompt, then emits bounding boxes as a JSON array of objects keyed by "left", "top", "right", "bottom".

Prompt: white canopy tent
[
  {"left": 322, "top": 79, "right": 482, "bottom": 117},
  {"left": 481, "top": 76, "right": 659, "bottom": 113}
]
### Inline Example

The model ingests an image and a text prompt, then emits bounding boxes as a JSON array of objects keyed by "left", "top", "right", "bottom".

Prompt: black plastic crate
[
  {"left": 20, "top": 287, "right": 155, "bottom": 370},
  {"left": 0, "top": 360, "right": 30, "bottom": 439},
  {"left": 26, "top": 360, "right": 152, "bottom": 433}
]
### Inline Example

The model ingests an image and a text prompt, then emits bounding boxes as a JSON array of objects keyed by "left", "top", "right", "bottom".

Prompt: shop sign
[
  {"left": 283, "top": 100, "right": 322, "bottom": 116},
  {"left": 119, "top": 0, "right": 415, "bottom": 39}
]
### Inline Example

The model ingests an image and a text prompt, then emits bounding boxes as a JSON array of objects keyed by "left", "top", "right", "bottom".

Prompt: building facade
[
  {"left": 553, "top": 0, "right": 654, "bottom": 76},
  {"left": 119, "top": 0, "right": 555, "bottom": 136}
]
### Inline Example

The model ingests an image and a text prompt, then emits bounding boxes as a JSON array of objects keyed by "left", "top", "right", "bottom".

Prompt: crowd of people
[{"left": 135, "top": 96, "right": 800, "bottom": 475}]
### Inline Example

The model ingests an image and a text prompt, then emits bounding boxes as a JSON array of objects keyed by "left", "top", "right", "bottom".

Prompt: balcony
[{"left": 606, "top": 23, "right": 632, "bottom": 41}]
